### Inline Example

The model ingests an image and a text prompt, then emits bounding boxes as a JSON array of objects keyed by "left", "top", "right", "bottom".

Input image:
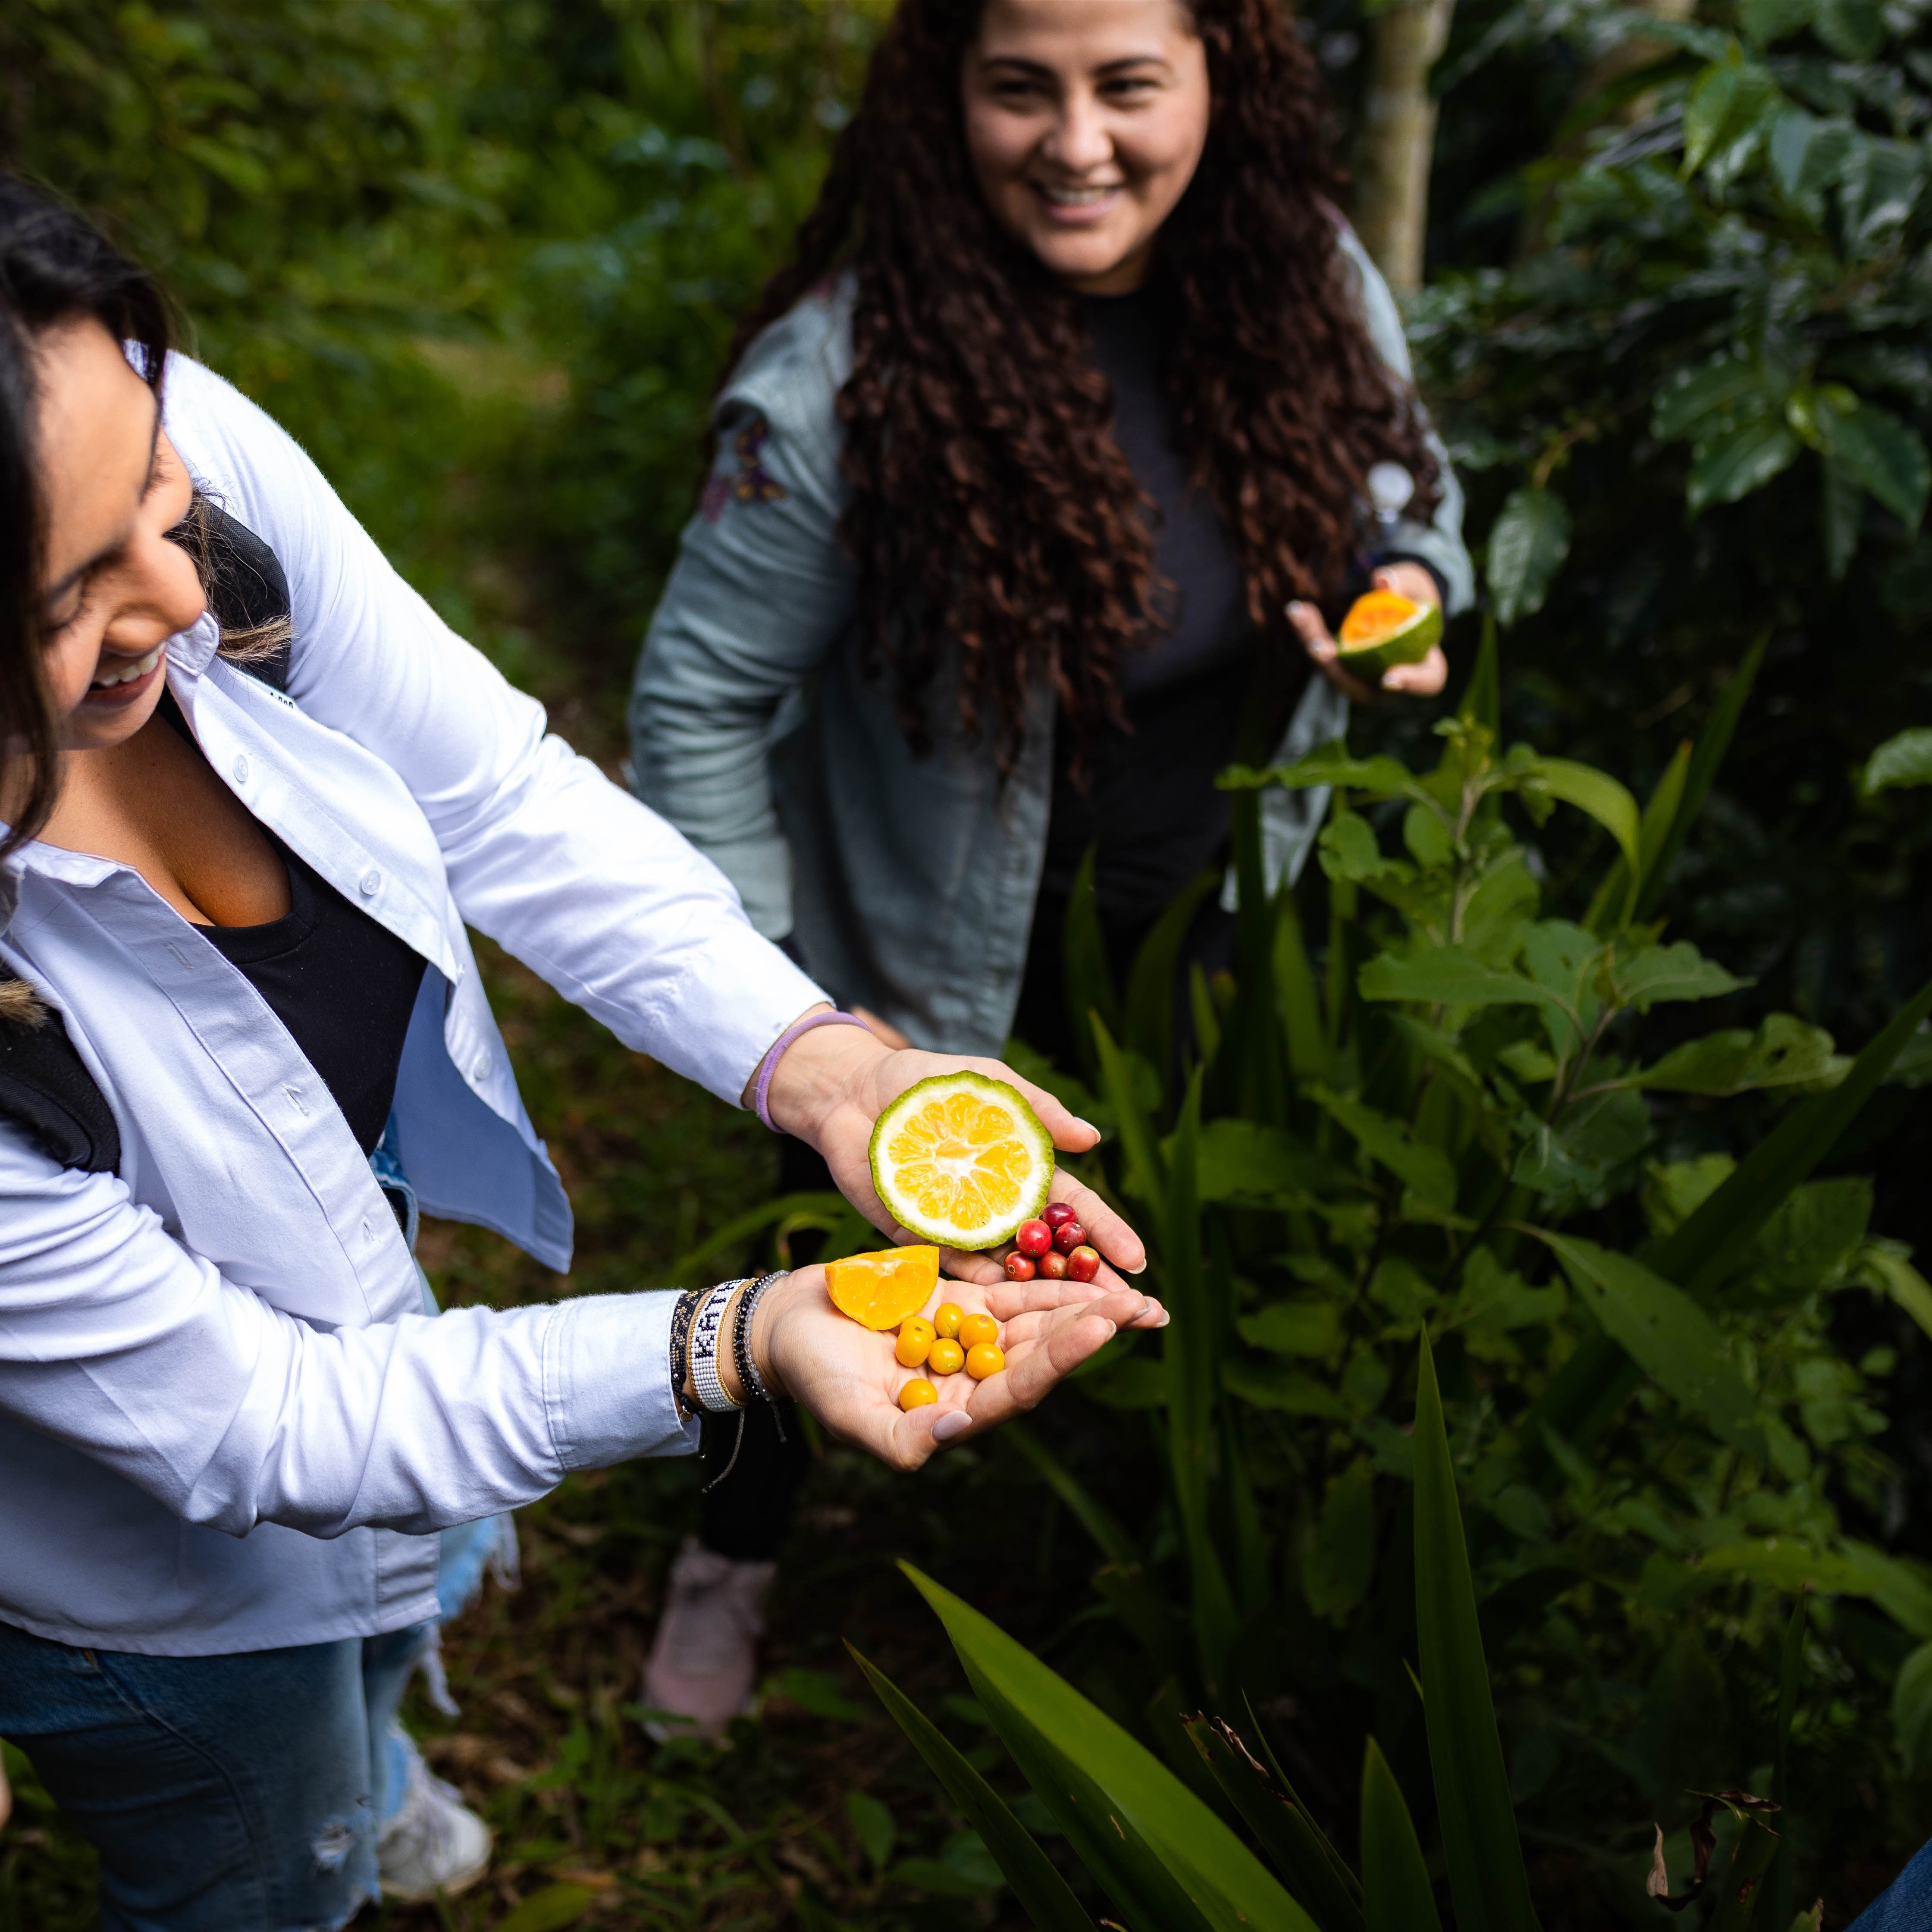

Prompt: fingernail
[
  {"left": 1135, "top": 1298, "right": 1153, "bottom": 1321},
  {"left": 1287, "top": 601, "right": 1308, "bottom": 617},
  {"left": 1128, "top": 1259, "right": 1148, "bottom": 1276},
  {"left": 932, "top": 1411, "right": 971, "bottom": 1442},
  {"left": 1072, "top": 1118, "right": 1098, "bottom": 1137}
]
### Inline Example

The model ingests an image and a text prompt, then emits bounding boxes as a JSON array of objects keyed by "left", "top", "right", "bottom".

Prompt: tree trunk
[{"left": 1352, "top": 0, "right": 1457, "bottom": 298}]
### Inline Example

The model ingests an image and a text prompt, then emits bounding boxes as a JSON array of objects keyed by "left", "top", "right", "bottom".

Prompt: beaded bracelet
[
  {"left": 667, "top": 1288, "right": 701, "bottom": 1424},
  {"left": 732, "top": 1271, "right": 789, "bottom": 1442},
  {"left": 690, "top": 1280, "right": 749, "bottom": 1415},
  {"left": 752, "top": 1010, "right": 874, "bottom": 1132}
]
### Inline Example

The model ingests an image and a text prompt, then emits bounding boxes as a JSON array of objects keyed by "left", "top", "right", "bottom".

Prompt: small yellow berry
[
  {"left": 957, "top": 1311, "right": 998, "bottom": 1350},
  {"left": 965, "top": 1342, "right": 1006, "bottom": 1381},
  {"left": 933, "top": 1302, "right": 964, "bottom": 1339},
  {"left": 898, "top": 1378, "right": 938, "bottom": 1411},
  {"left": 895, "top": 1317, "right": 936, "bottom": 1368},
  {"left": 927, "top": 1337, "right": 966, "bottom": 1376}
]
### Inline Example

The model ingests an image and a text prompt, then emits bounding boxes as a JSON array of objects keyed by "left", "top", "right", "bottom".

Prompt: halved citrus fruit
[
  {"left": 1337, "top": 589, "right": 1442, "bottom": 677},
  {"left": 825, "top": 1244, "right": 940, "bottom": 1330},
  {"left": 870, "top": 1072, "right": 1054, "bottom": 1250}
]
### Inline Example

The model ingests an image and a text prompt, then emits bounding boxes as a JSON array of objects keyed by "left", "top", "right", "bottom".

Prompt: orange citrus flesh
[
  {"left": 881, "top": 1090, "right": 1040, "bottom": 1239},
  {"left": 824, "top": 1245, "right": 940, "bottom": 1332},
  {"left": 1339, "top": 589, "right": 1420, "bottom": 646}
]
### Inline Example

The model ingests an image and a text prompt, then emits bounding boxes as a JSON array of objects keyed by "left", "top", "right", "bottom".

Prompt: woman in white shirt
[{"left": 0, "top": 176, "right": 1159, "bottom": 1929}]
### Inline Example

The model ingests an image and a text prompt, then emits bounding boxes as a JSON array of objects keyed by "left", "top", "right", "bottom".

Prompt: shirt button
[
  {"left": 471, "top": 1052, "right": 491, "bottom": 1081},
  {"left": 359, "top": 869, "right": 382, "bottom": 897},
  {"left": 232, "top": 754, "right": 250, "bottom": 784}
]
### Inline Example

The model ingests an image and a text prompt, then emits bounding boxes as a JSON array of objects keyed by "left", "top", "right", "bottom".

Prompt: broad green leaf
[
  {"left": 1682, "top": 53, "right": 1741, "bottom": 174},
  {"left": 1303, "top": 1458, "right": 1377, "bottom": 1619},
  {"left": 1239, "top": 1298, "right": 1343, "bottom": 1356},
  {"left": 1358, "top": 945, "right": 1574, "bottom": 1021},
  {"left": 1520, "top": 758, "right": 1642, "bottom": 885},
  {"left": 1487, "top": 483, "right": 1571, "bottom": 627},
  {"left": 1412, "top": 1336, "right": 1539, "bottom": 1932},
  {"left": 1743, "top": 0, "right": 1812, "bottom": 46},
  {"left": 1186, "top": 1719, "right": 1366, "bottom": 1932},
  {"left": 1190, "top": 1117, "right": 1347, "bottom": 1201},
  {"left": 496, "top": 1885, "right": 595, "bottom": 1932},
  {"left": 1586, "top": 738, "right": 1691, "bottom": 934},
  {"left": 1606, "top": 941, "right": 1751, "bottom": 1010},
  {"left": 1224, "top": 1358, "right": 1352, "bottom": 1417},
  {"left": 1695, "top": 1540, "right": 1867, "bottom": 1593},
  {"left": 1813, "top": 0, "right": 1884, "bottom": 58},
  {"left": 848, "top": 1791, "right": 897, "bottom": 1871},
  {"left": 1751, "top": 1176, "right": 1870, "bottom": 1291},
  {"left": 1521, "top": 919, "right": 1603, "bottom": 1055},
  {"left": 900, "top": 1564, "right": 1319, "bottom": 1932},
  {"left": 1858, "top": 1242, "right": 1932, "bottom": 1346},
  {"left": 1091, "top": 1014, "right": 1166, "bottom": 1205},
  {"left": 1359, "top": 1738, "right": 1442, "bottom": 1932},
  {"left": 1653, "top": 356, "right": 1777, "bottom": 442},
  {"left": 1688, "top": 418, "right": 1800, "bottom": 513},
  {"left": 1512, "top": 1088, "right": 1651, "bottom": 1198},
  {"left": 1840, "top": 1542, "right": 1932, "bottom": 1639},
  {"left": 1652, "top": 972, "right": 1932, "bottom": 1292},
  {"left": 1861, "top": 727, "right": 1932, "bottom": 795},
  {"left": 1631, "top": 1013, "right": 1844, "bottom": 1093},
  {"left": 1305, "top": 1084, "right": 1457, "bottom": 1207},
  {"left": 1892, "top": 1642, "right": 1932, "bottom": 1770},
  {"left": 849, "top": 1645, "right": 1092, "bottom": 1932},
  {"left": 1225, "top": 741, "right": 1420, "bottom": 799},
  {"left": 1533, "top": 1232, "right": 1767, "bottom": 1455},
  {"left": 1769, "top": 105, "right": 1820, "bottom": 198},
  {"left": 1818, "top": 401, "right": 1930, "bottom": 527}
]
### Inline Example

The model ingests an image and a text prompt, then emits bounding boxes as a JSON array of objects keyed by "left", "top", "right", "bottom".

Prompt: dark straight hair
[{"left": 0, "top": 174, "right": 172, "bottom": 859}]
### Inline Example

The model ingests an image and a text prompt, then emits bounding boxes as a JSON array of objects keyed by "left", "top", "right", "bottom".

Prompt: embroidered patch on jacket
[{"left": 701, "top": 416, "right": 788, "bottom": 521}]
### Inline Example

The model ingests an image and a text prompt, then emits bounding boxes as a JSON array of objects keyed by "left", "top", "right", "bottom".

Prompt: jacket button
[
  {"left": 471, "top": 1052, "right": 491, "bottom": 1081},
  {"left": 232, "top": 754, "right": 250, "bottom": 784},
  {"left": 359, "top": 869, "right": 381, "bottom": 897}
]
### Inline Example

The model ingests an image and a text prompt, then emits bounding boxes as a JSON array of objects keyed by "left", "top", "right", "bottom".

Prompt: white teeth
[
  {"left": 90, "top": 644, "right": 163, "bottom": 690},
  {"left": 1041, "top": 184, "right": 1118, "bottom": 206}
]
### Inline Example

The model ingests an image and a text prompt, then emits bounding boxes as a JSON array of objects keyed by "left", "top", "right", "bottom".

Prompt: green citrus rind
[
  {"left": 869, "top": 1071, "right": 1055, "bottom": 1250},
  {"left": 1336, "top": 598, "right": 1442, "bottom": 677}
]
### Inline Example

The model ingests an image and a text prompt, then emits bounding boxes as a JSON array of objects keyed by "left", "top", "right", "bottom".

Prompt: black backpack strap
[{"left": 0, "top": 977, "right": 121, "bottom": 1174}]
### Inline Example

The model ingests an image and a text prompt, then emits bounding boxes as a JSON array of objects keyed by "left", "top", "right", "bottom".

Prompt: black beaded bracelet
[
  {"left": 667, "top": 1287, "right": 701, "bottom": 1423},
  {"left": 732, "top": 1271, "right": 788, "bottom": 1442}
]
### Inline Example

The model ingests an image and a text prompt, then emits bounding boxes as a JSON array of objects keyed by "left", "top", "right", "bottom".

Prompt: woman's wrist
[{"left": 753, "top": 1009, "right": 891, "bottom": 1145}]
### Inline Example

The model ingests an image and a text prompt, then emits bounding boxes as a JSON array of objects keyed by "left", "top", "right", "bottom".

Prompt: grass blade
[
  {"left": 1240, "top": 1691, "right": 1363, "bottom": 1907},
  {"left": 847, "top": 1643, "right": 1093, "bottom": 1932},
  {"left": 1126, "top": 867, "right": 1220, "bottom": 1099},
  {"left": 1457, "top": 611, "right": 1500, "bottom": 733},
  {"left": 1186, "top": 1717, "right": 1365, "bottom": 1932},
  {"left": 1631, "top": 633, "right": 1766, "bottom": 922},
  {"left": 1064, "top": 843, "right": 1120, "bottom": 1083},
  {"left": 1359, "top": 1737, "right": 1443, "bottom": 1932},
  {"left": 1413, "top": 1333, "right": 1539, "bottom": 1932},
  {"left": 1585, "top": 738, "right": 1690, "bottom": 935},
  {"left": 1092, "top": 1012, "right": 1167, "bottom": 1206},
  {"left": 1274, "top": 886, "right": 1330, "bottom": 1085},
  {"left": 901, "top": 1563, "right": 1318, "bottom": 1932}
]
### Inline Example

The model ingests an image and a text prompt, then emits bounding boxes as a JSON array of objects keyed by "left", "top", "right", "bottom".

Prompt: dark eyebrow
[
  {"left": 41, "top": 391, "right": 163, "bottom": 606},
  {"left": 976, "top": 52, "right": 1171, "bottom": 76}
]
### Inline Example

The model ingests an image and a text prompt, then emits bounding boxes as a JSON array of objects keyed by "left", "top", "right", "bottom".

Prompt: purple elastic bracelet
[{"left": 754, "top": 1010, "right": 874, "bottom": 1132}]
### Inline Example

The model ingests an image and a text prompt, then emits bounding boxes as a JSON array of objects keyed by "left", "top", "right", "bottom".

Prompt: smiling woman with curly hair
[{"left": 627, "top": 0, "right": 1473, "bottom": 1735}]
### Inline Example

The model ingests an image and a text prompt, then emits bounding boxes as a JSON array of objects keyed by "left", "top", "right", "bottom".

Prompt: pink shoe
[{"left": 641, "top": 1539, "right": 776, "bottom": 1742}]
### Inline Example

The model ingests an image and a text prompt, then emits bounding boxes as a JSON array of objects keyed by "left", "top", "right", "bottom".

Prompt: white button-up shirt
[{"left": 0, "top": 355, "right": 825, "bottom": 1656}]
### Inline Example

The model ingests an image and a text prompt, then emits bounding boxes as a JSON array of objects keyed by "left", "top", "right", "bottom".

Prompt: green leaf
[
  {"left": 1224, "top": 1358, "right": 1352, "bottom": 1416},
  {"left": 1305, "top": 1084, "right": 1457, "bottom": 1208},
  {"left": 1682, "top": 54, "right": 1742, "bottom": 174},
  {"left": 1688, "top": 417, "right": 1801, "bottom": 513},
  {"left": 1585, "top": 738, "right": 1690, "bottom": 935},
  {"left": 1742, "top": 0, "right": 1812, "bottom": 47},
  {"left": 900, "top": 1564, "right": 1319, "bottom": 1932},
  {"left": 1487, "top": 484, "right": 1571, "bottom": 627},
  {"left": 891, "top": 1855, "right": 1001, "bottom": 1898},
  {"left": 1632, "top": 1013, "right": 1844, "bottom": 1093},
  {"left": 1823, "top": 456, "right": 1864, "bottom": 579},
  {"left": 1861, "top": 727, "right": 1932, "bottom": 795},
  {"left": 1125, "top": 869, "right": 1220, "bottom": 1092},
  {"left": 1652, "top": 972, "right": 1932, "bottom": 1292},
  {"left": 1239, "top": 1298, "right": 1344, "bottom": 1356},
  {"left": 1512, "top": 1088, "right": 1651, "bottom": 1198},
  {"left": 1275, "top": 889, "right": 1330, "bottom": 1084},
  {"left": 1859, "top": 1243, "right": 1932, "bottom": 1346},
  {"left": 1186, "top": 1719, "right": 1366, "bottom": 1932},
  {"left": 1063, "top": 845, "right": 1119, "bottom": 1084},
  {"left": 767, "top": 1666, "right": 871, "bottom": 1723},
  {"left": 1813, "top": 0, "right": 1884, "bottom": 58},
  {"left": 1359, "top": 1738, "right": 1443, "bottom": 1932},
  {"left": 1653, "top": 356, "right": 1778, "bottom": 442},
  {"left": 1412, "top": 1335, "right": 1538, "bottom": 1932},
  {"left": 1533, "top": 1232, "right": 1766, "bottom": 1455},
  {"left": 1607, "top": 940, "right": 1750, "bottom": 1010},
  {"left": 1632, "top": 635, "right": 1766, "bottom": 923},
  {"left": 1091, "top": 1013, "right": 1166, "bottom": 1205},
  {"left": 1303, "top": 1458, "right": 1378, "bottom": 1619},
  {"left": 1358, "top": 945, "right": 1574, "bottom": 1021},
  {"left": 1226, "top": 740, "right": 1421, "bottom": 799},
  {"left": 1818, "top": 401, "right": 1930, "bottom": 527},
  {"left": 1520, "top": 758, "right": 1643, "bottom": 886},
  {"left": 848, "top": 1644, "right": 1094, "bottom": 1932},
  {"left": 847, "top": 1791, "right": 897, "bottom": 1871},
  {"left": 1190, "top": 1118, "right": 1347, "bottom": 1202},
  {"left": 496, "top": 1885, "right": 595, "bottom": 1932},
  {"left": 1893, "top": 1642, "right": 1932, "bottom": 1770},
  {"left": 1458, "top": 612, "right": 1500, "bottom": 732}
]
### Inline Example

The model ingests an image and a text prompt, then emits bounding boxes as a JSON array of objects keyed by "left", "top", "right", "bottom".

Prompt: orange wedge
[{"left": 824, "top": 1245, "right": 940, "bottom": 1331}]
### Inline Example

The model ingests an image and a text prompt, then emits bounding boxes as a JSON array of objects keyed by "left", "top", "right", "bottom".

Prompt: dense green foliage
[{"left": 5, "top": 0, "right": 1932, "bottom": 1923}]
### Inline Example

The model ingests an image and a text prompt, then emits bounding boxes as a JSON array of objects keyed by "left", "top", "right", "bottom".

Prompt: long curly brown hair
[{"left": 730, "top": 0, "right": 1439, "bottom": 771}]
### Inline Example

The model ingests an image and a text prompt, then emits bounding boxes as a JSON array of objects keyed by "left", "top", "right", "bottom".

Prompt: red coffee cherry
[
  {"left": 1066, "top": 1245, "right": 1101, "bottom": 1283},
  {"left": 1038, "top": 1250, "right": 1069, "bottom": 1280},
  {"left": 1053, "top": 1219, "right": 1087, "bottom": 1255},
  {"left": 1014, "top": 1219, "right": 1053, "bottom": 1258},
  {"left": 1004, "top": 1252, "right": 1037, "bottom": 1282},
  {"left": 1041, "top": 1203, "right": 1078, "bottom": 1230}
]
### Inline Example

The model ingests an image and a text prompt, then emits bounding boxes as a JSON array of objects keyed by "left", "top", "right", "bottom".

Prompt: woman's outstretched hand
[
  {"left": 747, "top": 1264, "right": 1164, "bottom": 1471},
  {"left": 754, "top": 1019, "right": 1150, "bottom": 1291},
  {"left": 1289, "top": 560, "right": 1447, "bottom": 703}
]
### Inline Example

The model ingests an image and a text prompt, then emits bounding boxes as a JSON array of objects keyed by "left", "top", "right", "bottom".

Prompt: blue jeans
[
  {"left": 1848, "top": 1838, "right": 1932, "bottom": 1930},
  {"left": 0, "top": 1134, "right": 514, "bottom": 1930}
]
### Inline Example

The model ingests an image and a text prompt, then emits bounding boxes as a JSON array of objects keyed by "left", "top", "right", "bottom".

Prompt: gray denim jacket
[{"left": 631, "top": 227, "right": 1473, "bottom": 1056}]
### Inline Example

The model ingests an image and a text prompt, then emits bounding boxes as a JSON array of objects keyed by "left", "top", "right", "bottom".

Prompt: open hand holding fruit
[
  {"left": 718, "top": 1255, "right": 1164, "bottom": 1473},
  {"left": 1289, "top": 561, "right": 1446, "bottom": 703}
]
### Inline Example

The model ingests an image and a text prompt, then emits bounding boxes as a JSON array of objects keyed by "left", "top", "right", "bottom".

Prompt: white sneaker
[
  {"left": 641, "top": 1539, "right": 776, "bottom": 1742},
  {"left": 376, "top": 1749, "right": 492, "bottom": 1901}
]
